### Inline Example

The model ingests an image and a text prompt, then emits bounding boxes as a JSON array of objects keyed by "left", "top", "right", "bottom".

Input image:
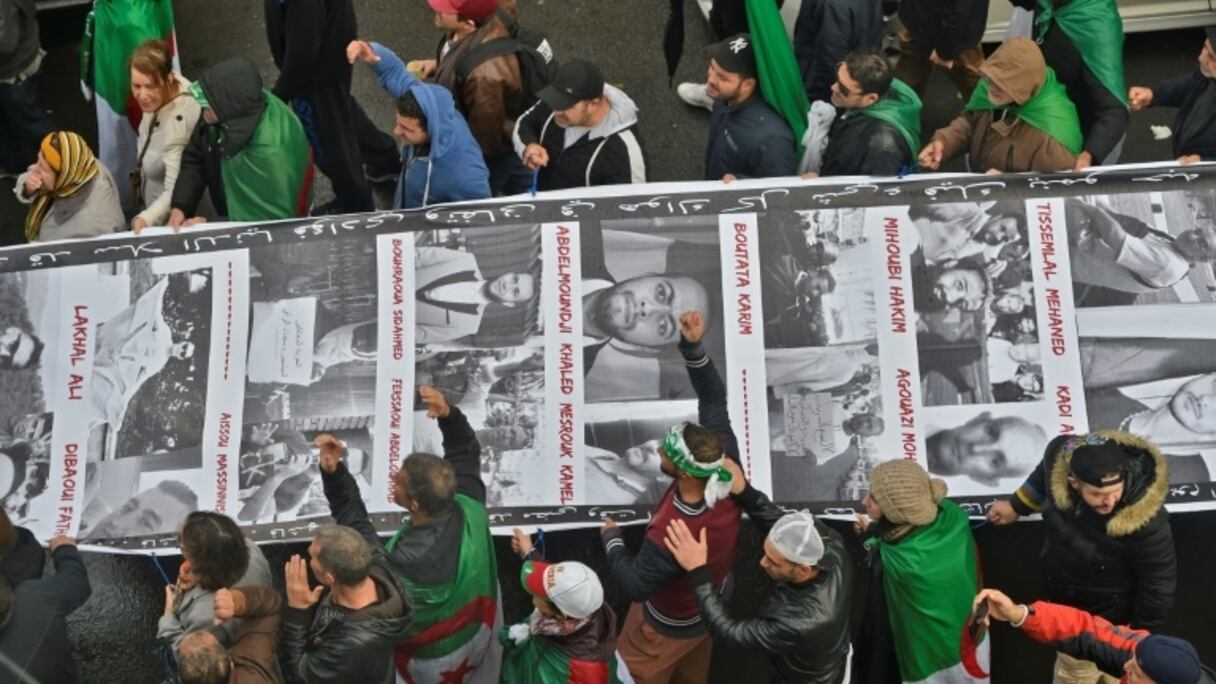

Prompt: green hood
[
  {"left": 1036, "top": 0, "right": 1128, "bottom": 106},
  {"left": 860, "top": 79, "right": 923, "bottom": 159}
]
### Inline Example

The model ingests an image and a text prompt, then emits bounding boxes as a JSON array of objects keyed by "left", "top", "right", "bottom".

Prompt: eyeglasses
[{"left": 834, "top": 62, "right": 853, "bottom": 98}]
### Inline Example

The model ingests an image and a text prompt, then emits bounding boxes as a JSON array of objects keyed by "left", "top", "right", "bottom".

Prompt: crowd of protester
[{"left": 2, "top": 0, "right": 1216, "bottom": 681}]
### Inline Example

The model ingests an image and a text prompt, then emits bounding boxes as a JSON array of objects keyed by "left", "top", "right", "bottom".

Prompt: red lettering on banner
[
  {"left": 387, "top": 377, "right": 404, "bottom": 503},
  {"left": 69, "top": 306, "right": 89, "bottom": 367},
  {"left": 67, "top": 373, "right": 84, "bottom": 401},
  {"left": 559, "top": 403, "right": 575, "bottom": 504},
  {"left": 889, "top": 286, "right": 907, "bottom": 334},
  {"left": 55, "top": 507, "right": 73, "bottom": 536},
  {"left": 392, "top": 239, "right": 405, "bottom": 306},
  {"left": 215, "top": 453, "right": 228, "bottom": 513},
  {"left": 1045, "top": 288, "right": 1066, "bottom": 356},
  {"left": 559, "top": 343, "right": 575, "bottom": 395},
  {"left": 884, "top": 218, "right": 902, "bottom": 281},
  {"left": 896, "top": 368, "right": 917, "bottom": 458},
  {"left": 556, "top": 226, "right": 575, "bottom": 334},
  {"left": 217, "top": 412, "right": 232, "bottom": 448},
  {"left": 1056, "top": 385, "right": 1075, "bottom": 433},
  {"left": 1038, "top": 203, "right": 1058, "bottom": 281}
]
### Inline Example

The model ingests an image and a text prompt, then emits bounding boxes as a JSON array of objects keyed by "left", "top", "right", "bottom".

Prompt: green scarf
[
  {"left": 745, "top": 0, "right": 810, "bottom": 153},
  {"left": 874, "top": 500, "right": 984, "bottom": 682},
  {"left": 387, "top": 494, "right": 499, "bottom": 663},
  {"left": 1036, "top": 0, "right": 1127, "bottom": 106},
  {"left": 859, "top": 79, "right": 923, "bottom": 160},
  {"left": 213, "top": 90, "right": 312, "bottom": 221},
  {"left": 965, "top": 67, "right": 1084, "bottom": 155}
]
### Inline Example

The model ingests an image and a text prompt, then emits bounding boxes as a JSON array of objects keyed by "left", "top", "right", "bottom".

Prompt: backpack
[{"left": 455, "top": 6, "right": 558, "bottom": 115}]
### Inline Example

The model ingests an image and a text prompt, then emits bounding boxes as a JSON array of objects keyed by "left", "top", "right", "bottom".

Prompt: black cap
[
  {"left": 1206, "top": 25, "right": 1216, "bottom": 47},
  {"left": 709, "top": 33, "right": 757, "bottom": 78},
  {"left": 538, "top": 59, "right": 605, "bottom": 111},
  {"left": 1069, "top": 441, "right": 1131, "bottom": 487}
]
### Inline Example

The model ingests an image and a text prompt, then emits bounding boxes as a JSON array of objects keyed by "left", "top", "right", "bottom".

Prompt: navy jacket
[
  {"left": 705, "top": 94, "right": 797, "bottom": 180},
  {"left": 794, "top": 0, "right": 882, "bottom": 102}
]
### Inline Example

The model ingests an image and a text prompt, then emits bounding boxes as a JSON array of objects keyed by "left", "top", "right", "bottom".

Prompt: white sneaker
[{"left": 676, "top": 82, "right": 714, "bottom": 112}]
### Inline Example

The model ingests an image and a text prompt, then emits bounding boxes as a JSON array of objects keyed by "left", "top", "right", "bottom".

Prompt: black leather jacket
[{"left": 691, "top": 484, "right": 852, "bottom": 684}]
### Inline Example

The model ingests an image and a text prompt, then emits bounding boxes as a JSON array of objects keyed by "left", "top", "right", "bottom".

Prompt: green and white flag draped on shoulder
[
  {"left": 872, "top": 499, "right": 988, "bottom": 683},
  {"left": 387, "top": 494, "right": 502, "bottom": 684}
]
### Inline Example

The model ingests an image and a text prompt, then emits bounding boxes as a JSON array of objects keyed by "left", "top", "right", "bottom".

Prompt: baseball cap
[
  {"left": 768, "top": 511, "right": 825, "bottom": 566},
  {"left": 426, "top": 0, "right": 499, "bottom": 23},
  {"left": 538, "top": 59, "right": 605, "bottom": 111},
  {"left": 521, "top": 561, "right": 603, "bottom": 619},
  {"left": 709, "top": 33, "right": 757, "bottom": 78},
  {"left": 1137, "top": 635, "right": 1202, "bottom": 684}
]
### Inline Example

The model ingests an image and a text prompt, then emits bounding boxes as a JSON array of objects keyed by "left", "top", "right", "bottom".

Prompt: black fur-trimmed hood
[{"left": 1047, "top": 430, "right": 1168, "bottom": 538}]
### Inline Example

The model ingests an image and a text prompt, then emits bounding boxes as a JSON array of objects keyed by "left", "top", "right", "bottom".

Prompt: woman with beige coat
[{"left": 128, "top": 39, "right": 200, "bottom": 232}]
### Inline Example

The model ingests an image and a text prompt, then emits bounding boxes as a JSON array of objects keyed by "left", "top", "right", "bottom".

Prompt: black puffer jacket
[
  {"left": 691, "top": 484, "right": 852, "bottom": 684},
  {"left": 1010, "top": 431, "right": 1176, "bottom": 629},
  {"left": 171, "top": 57, "right": 269, "bottom": 218},
  {"left": 0, "top": 526, "right": 46, "bottom": 585}
]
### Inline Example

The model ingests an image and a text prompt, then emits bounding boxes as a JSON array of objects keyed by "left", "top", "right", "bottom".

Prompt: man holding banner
[
  {"left": 601, "top": 311, "right": 742, "bottom": 683},
  {"left": 317, "top": 386, "right": 502, "bottom": 683}
]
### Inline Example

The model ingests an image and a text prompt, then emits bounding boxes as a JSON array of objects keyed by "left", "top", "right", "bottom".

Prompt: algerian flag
[
  {"left": 745, "top": 0, "right": 810, "bottom": 153},
  {"left": 80, "top": 0, "right": 176, "bottom": 212},
  {"left": 499, "top": 625, "right": 635, "bottom": 684},
  {"left": 874, "top": 499, "right": 990, "bottom": 683},
  {"left": 388, "top": 494, "right": 503, "bottom": 684}
]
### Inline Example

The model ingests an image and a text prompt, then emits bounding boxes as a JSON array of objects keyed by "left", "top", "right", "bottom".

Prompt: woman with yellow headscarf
[{"left": 15, "top": 131, "right": 124, "bottom": 242}]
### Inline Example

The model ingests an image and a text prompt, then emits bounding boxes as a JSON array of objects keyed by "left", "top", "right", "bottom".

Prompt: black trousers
[
  {"left": 0, "top": 71, "right": 54, "bottom": 174},
  {"left": 295, "top": 77, "right": 398, "bottom": 213}
]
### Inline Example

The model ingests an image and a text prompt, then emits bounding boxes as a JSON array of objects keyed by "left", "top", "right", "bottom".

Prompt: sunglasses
[{"left": 834, "top": 62, "right": 853, "bottom": 97}]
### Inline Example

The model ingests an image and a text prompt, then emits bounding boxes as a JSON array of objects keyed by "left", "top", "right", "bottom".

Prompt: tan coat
[{"left": 931, "top": 37, "right": 1077, "bottom": 173}]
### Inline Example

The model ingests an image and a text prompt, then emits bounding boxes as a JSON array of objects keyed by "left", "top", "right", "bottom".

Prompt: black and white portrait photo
[{"left": 580, "top": 217, "right": 725, "bottom": 403}]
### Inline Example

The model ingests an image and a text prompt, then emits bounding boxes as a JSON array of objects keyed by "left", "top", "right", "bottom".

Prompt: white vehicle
[{"left": 985, "top": 0, "right": 1216, "bottom": 42}]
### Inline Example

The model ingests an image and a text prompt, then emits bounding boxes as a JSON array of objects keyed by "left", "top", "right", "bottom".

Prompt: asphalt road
[{"left": 2, "top": 3, "right": 1215, "bottom": 682}]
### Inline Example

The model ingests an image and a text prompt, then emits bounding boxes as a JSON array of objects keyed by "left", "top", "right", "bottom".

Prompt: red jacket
[{"left": 1019, "top": 601, "right": 1215, "bottom": 683}]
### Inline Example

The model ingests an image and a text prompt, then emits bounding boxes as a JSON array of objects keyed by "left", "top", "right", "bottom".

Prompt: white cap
[
  {"left": 768, "top": 511, "right": 825, "bottom": 566},
  {"left": 522, "top": 560, "right": 604, "bottom": 619}
]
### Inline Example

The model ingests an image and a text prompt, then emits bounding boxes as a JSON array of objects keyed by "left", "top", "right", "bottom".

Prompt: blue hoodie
[{"left": 368, "top": 43, "right": 490, "bottom": 209}]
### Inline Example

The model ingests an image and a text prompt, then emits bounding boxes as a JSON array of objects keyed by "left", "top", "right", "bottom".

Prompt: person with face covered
[
  {"left": 988, "top": 432, "right": 1176, "bottom": 682},
  {"left": 664, "top": 458, "right": 853, "bottom": 684},
  {"left": 348, "top": 39, "right": 489, "bottom": 209},
  {"left": 1129, "top": 28, "right": 1216, "bottom": 165},
  {"left": 500, "top": 529, "right": 628, "bottom": 683},
  {"left": 920, "top": 37, "right": 1082, "bottom": 174},
  {"left": 513, "top": 58, "right": 647, "bottom": 190},
  {"left": 169, "top": 57, "right": 312, "bottom": 228},
  {"left": 851, "top": 459, "right": 986, "bottom": 683},
  {"left": 14, "top": 130, "right": 123, "bottom": 242},
  {"left": 926, "top": 412, "right": 1047, "bottom": 486},
  {"left": 600, "top": 310, "right": 742, "bottom": 683}
]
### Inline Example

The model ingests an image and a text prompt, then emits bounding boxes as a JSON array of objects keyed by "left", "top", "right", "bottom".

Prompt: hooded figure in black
[{"left": 170, "top": 57, "right": 313, "bottom": 226}]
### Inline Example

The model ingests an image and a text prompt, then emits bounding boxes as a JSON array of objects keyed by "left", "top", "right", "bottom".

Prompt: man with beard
[
  {"left": 664, "top": 459, "right": 853, "bottom": 684},
  {"left": 702, "top": 33, "right": 797, "bottom": 181},
  {"left": 1129, "top": 28, "right": 1216, "bottom": 164},
  {"left": 988, "top": 432, "right": 1176, "bottom": 682},
  {"left": 600, "top": 311, "right": 742, "bottom": 683},
  {"left": 925, "top": 412, "right": 1046, "bottom": 486}
]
